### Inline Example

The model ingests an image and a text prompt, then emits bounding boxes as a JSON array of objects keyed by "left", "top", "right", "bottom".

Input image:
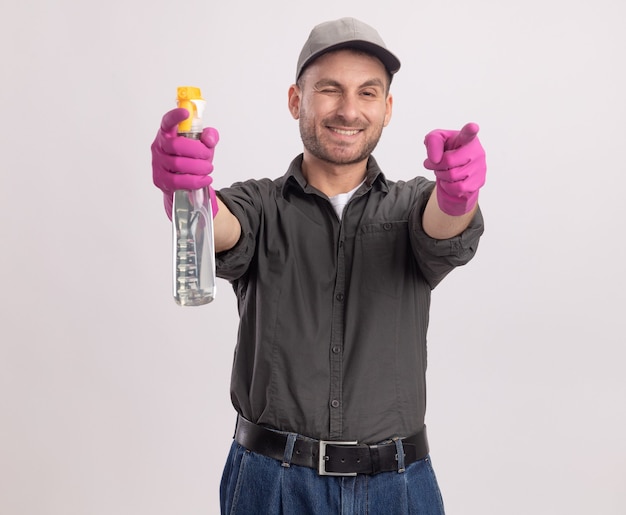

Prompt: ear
[
  {"left": 288, "top": 84, "right": 301, "bottom": 120},
  {"left": 383, "top": 93, "right": 393, "bottom": 127}
]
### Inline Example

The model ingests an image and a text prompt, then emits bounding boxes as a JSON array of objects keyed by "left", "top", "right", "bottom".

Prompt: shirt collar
[{"left": 282, "top": 154, "right": 389, "bottom": 198}]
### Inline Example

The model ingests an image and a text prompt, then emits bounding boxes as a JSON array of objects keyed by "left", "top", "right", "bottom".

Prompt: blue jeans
[{"left": 220, "top": 440, "right": 446, "bottom": 514}]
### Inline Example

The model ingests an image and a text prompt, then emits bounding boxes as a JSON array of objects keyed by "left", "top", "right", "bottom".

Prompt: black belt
[{"left": 234, "top": 416, "right": 429, "bottom": 476}]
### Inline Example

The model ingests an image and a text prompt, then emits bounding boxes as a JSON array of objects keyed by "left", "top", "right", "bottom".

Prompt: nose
[{"left": 335, "top": 92, "right": 359, "bottom": 123}]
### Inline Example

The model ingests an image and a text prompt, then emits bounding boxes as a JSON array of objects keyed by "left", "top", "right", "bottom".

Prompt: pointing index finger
[{"left": 452, "top": 122, "right": 480, "bottom": 149}]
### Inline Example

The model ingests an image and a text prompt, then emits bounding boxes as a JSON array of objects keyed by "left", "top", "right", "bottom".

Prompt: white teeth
[{"left": 331, "top": 128, "right": 360, "bottom": 136}]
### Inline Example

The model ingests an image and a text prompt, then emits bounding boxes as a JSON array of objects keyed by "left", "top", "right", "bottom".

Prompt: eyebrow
[{"left": 313, "top": 78, "right": 386, "bottom": 90}]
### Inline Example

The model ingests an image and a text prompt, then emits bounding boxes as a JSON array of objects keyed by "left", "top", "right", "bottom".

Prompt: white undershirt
[{"left": 328, "top": 181, "right": 365, "bottom": 220}]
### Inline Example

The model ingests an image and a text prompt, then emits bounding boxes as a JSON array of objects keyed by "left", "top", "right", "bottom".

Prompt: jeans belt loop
[
  {"left": 281, "top": 433, "right": 298, "bottom": 468},
  {"left": 393, "top": 437, "right": 406, "bottom": 473}
]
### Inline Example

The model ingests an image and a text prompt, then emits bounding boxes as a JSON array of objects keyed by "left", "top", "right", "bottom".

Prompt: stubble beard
[{"left": 299, "top": 113, "right": 384, "bottom": 166}]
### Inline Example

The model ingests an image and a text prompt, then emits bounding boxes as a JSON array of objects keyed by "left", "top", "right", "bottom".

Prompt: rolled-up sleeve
[
  {"left": 409, "top": 205, "right": 485, "bottom": 289},
  {"left": 215, "top": 183, "right": 262, "bottom": 282}
]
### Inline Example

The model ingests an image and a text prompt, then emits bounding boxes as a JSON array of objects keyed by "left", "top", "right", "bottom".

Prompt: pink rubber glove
[
  {"left": 151, "top": 107, "right": 220, "bottom": 220},
  {"left": 423, "top": 122, "right": 486, "bottom": 216}
]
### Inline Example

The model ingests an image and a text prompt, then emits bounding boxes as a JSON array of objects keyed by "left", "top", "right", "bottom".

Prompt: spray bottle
[{"left": 172, "top": 86, "right": 216, "bottom": 306}]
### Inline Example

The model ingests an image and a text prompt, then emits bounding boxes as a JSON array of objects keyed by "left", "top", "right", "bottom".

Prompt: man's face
[{"left": 289, "top": 49, "right": 393, "bottom": 166}]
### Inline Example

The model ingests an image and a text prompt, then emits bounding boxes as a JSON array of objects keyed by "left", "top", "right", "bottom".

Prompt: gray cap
[{"left": 296, "top": 17, "right": 401, "bottom": 81}]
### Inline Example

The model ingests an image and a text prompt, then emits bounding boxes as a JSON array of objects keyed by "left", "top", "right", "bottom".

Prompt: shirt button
[
  {"left": 332, "top": 346, "right": 341, "bottom": 354},
  {"left": 331, "top": 400, "right": 340, "bottom": 408},
  {"left": 336, "top": 293, "right": 344, "bottom": 302},
  {"left": 383, "top": 222, "right": 392, "bottom": 230}
]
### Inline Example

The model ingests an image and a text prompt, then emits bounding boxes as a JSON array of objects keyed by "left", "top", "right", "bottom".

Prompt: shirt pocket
[{"left": 356, "top": 221, "right": 409, "bottom": 299}]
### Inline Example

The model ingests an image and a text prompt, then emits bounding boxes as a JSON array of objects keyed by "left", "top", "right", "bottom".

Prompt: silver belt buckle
[{"left": 318, "top": 440, "right": 358, "bottom": 476}]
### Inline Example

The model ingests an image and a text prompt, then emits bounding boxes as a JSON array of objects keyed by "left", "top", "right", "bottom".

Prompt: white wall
[{"left": 1, "top": 0, "right": 624, "bottom": 513}]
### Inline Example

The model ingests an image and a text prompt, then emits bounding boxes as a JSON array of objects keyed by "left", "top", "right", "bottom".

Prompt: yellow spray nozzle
[{"left": 177, "top": 86, "right": 204, "bottom": 133}]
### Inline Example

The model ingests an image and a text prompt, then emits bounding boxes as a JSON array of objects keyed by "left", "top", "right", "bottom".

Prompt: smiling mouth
[{"left": 329, "top": 127, "right": 362, "bottom": 136}]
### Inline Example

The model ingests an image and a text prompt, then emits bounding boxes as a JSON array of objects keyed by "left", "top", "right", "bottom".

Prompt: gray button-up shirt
[{"left": 216, "top": 154, "right": 484, "bottom": 444}]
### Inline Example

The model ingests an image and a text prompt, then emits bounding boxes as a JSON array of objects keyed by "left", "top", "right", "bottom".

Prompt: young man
[{"left": 152, "top": 17, "right": 486, "bottom": 514}]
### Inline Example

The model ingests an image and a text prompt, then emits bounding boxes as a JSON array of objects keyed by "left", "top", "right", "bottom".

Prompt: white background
[{"left": 1, "top": 0, "right": 624, "bottom": 514}]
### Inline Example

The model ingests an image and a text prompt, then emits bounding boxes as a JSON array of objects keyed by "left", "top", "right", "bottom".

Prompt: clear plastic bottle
[{"left": 172, "top": 86, "right": 216, "bottom": 306}]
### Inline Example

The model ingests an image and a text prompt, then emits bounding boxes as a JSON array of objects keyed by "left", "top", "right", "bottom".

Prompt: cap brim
[{"left": 298, "top": 40, "right": 401, "bottom": 79}]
